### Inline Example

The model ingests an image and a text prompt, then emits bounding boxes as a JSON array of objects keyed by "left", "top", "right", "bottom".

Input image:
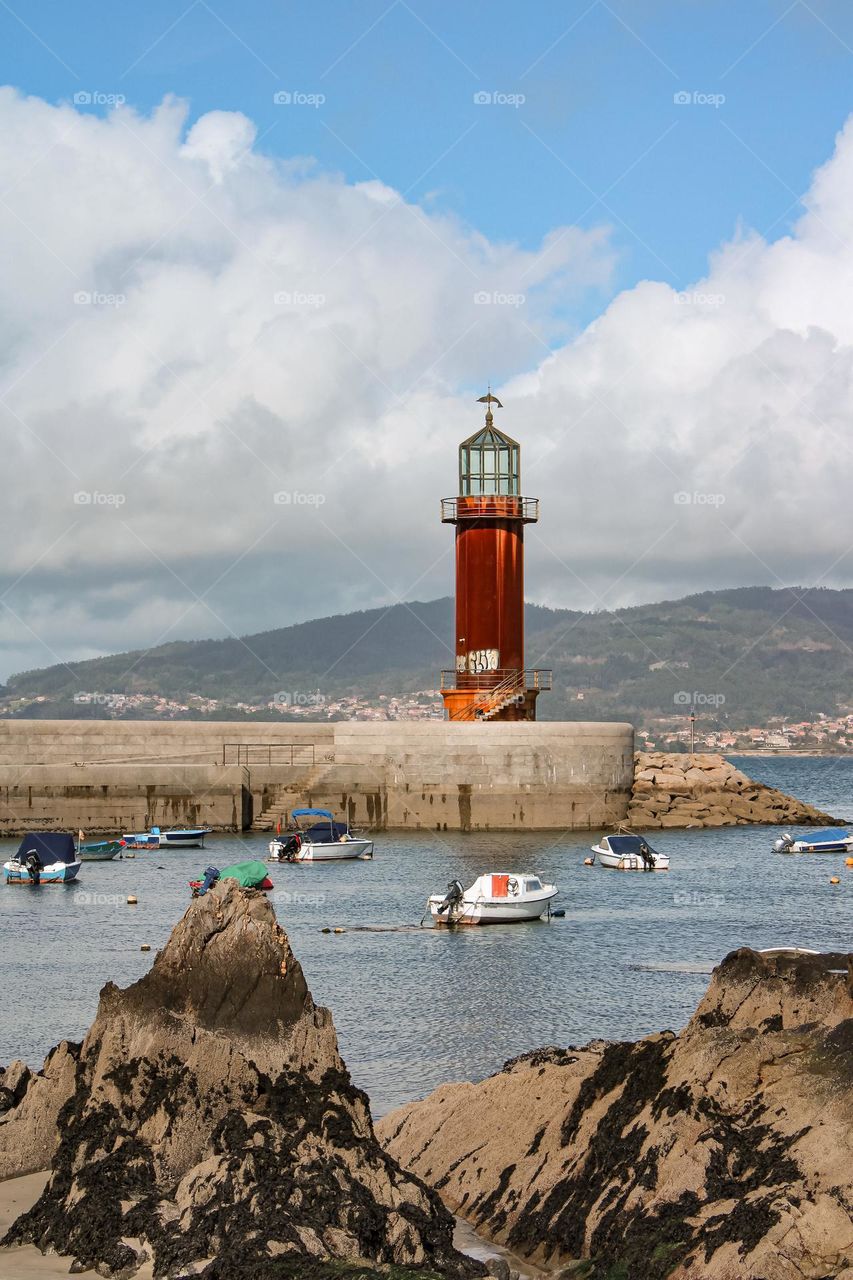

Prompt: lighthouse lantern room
[{"left": 440, "top": 393, "right": 552, "bottom": 722}]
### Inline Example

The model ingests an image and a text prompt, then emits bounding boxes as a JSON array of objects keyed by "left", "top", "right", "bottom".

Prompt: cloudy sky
[{"left": 2, "top": 1, "right": 853, "bottom": 680}]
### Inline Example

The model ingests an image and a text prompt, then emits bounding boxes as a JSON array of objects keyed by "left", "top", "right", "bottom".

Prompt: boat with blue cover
[
  {"left": 268, "top": 809, "right": 374, "bottom": 862},
  {"left": 4, "top": 833, "right": 82, "bottom": 884},
  {"left": 773, "top": 828, "right": 853, "bottom": 854}
]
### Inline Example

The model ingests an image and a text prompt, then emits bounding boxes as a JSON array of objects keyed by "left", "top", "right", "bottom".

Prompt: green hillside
[{"left": 2, "top": 586, "right": 852, "bottom": 730}]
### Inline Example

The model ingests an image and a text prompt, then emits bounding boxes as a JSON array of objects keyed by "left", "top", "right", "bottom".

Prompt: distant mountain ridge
[{"left": 3, "top": 586, "right": 852, "bottom": 728}]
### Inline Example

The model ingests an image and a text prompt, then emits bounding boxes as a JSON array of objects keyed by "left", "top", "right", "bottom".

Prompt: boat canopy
[
  {"left": 292, "top": 809, "right": 335, "bottom": 820},
  {"left": 15, "top": 832, "right": 77, "bottom": 864},
  {"left": 801, "top": 828, "right": 851, "bottom": 843},
  {"left": 606, "top": 834, "right": 658, "bottom": 855}
]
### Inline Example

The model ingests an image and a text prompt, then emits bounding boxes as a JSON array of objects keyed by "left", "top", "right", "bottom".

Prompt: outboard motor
[
  {"left": 436, "top": 879, "right": 464, "bottom": 915},
  {"left": 24, "top": 851, "right": 42, "bottom": 885},
  {"left": 639, "top": 840, "right": 656, "bottom": 870},
  {"left": 280, "top": 833, "right": 302, "bottom": 862},
  {"left": 773, "top": 833, "right": 794, "bottom": 854},
  {"left": 195, "top": 866, "right": 220, "bottom": 896}
]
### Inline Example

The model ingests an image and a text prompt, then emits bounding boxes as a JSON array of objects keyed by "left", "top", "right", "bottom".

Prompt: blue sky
[{"left": 5, "top": 0, "right": 853, "bottom": 314}]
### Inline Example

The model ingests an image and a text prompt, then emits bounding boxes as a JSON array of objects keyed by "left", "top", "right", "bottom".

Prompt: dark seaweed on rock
[{"left": 3, "top": 883, "right": 482, "bottom": 1280}]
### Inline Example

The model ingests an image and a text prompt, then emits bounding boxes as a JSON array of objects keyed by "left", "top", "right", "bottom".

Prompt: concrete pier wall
[{"left": 0, "top": 720, "right": 634, "bottom": 834}]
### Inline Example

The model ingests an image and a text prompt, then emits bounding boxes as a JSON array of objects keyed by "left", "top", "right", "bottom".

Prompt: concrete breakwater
[
  {"left": 627, "top": 751, "right": 839, "bottom": 829},
  {"left": 0, "top": 719, "right": 634, "bottom": 834}
]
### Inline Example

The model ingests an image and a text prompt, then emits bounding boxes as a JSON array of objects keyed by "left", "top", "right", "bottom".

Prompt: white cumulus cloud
[{"left": 1, "top": 88, "right": 852, "bottom": 679}]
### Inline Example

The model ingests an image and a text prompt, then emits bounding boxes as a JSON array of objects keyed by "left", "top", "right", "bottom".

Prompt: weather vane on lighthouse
[{"left": 439, "top": 391, "right": 551, "bottom": 722}]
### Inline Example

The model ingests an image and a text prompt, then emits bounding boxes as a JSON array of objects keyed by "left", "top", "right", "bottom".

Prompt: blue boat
[
  {"left": 123, "top": 826, "right": 212, "bottom": 849},
  {"left": 4, "top": 833, "right": 82, "bottom": 885},
  {"left": 773, "top": 828, "right": 853, "bottom": 854}
]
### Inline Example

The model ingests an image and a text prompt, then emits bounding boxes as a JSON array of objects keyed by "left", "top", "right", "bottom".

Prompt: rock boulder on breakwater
[
  {"left": 379, "top": 948, "right": 853, "bottom": 1280},
  {"left": 0, "top": 881, "right": 483, "bottom": 1280},
  {"left": 627, "top": 751, "right": 840, "bottom": 829}
]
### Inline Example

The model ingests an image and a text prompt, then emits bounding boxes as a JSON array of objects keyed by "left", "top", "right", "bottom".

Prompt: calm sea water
[{"left": 1, "top": 756, "right": 850, "bottom": 1116}]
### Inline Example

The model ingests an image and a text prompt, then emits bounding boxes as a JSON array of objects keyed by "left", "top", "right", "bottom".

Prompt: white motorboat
[
  {"left": 427, "top": 872, "right": 558, "bottom": 926},
  {"left": 772, "top": 828, "right": 853, "bottom": 855},
  {"left": 268, "top": 808, "right": 374, "bottom": 862},
  {"left": 591, "top": 833, "right": 670, "bottom": 871}
]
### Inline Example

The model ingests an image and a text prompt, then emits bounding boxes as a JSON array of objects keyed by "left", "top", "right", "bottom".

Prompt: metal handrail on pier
[{"left": 222, "top": 743, "right": 316, "bottom": 767}]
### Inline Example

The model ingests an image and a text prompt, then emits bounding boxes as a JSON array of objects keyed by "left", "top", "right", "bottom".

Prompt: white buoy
[{"left": 127, "top": 895, "right": 138, "bottom": 905}]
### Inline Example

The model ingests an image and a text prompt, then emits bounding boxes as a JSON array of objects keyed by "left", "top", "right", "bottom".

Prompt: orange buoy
[
  {"left": 583, "top": 857, "right": 594, "bottom": 866},
  {"left": 845, "top": 858, "right": 853, "bottom": 867},
  {"left": 830, "top": 877, "right": 840, "bottom": 885}
]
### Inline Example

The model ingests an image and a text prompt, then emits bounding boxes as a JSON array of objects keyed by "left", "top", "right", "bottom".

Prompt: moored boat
[
  {"left": 427, "top": 872, "right": 558, "bottom": 925},
  {"left": 591, "top": 833, "right": 670, "bottom": 871},
  {"left": 4, "top": 833, "right": 82, "bottom": 885},
  {"left": 268, "top": 809, "right": 374, "bottom": 862},
  {"left": 773, "top": 828, "right": 853, "bottom": 855},
  {"left": 78, "top": 838, "right": 125, "bottom": 862},
  {"left": 123, "top": 826, "right": 212, "bottom": 850}
]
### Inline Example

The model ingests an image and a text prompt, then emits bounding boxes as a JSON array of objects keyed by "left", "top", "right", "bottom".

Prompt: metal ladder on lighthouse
[{"left": 448, "top": 671, "right": 526, "bottom": 722}]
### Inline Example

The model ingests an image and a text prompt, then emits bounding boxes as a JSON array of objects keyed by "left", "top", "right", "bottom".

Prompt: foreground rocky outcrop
[
  {"left": 627, "top": 751, "right": 841, "bottom": 829},
  {"left": 1, "top": 882, "right": 482, "bottom": 1280},
  {"left": 379, "top": 949, "right": 853, "bottom": 1280}
]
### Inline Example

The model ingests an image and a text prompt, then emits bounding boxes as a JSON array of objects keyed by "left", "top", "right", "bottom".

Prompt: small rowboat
[
  {"left": 78, "top": 839, "right": 125, "bottom": 862},
  {"left": 427, "top": 872, "right": 558, "bottom": 926},
  {"left": 4, "top": 833, "right": 81, "bottom": 885},
  {"left": 773, "top": 828, "right": 853, "bottom": 855},
  {"left": 590, "top": 833, "right": 670, "bottom": 871}
]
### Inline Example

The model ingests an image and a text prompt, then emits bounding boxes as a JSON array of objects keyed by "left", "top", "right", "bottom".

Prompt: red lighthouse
[{"left": 440, "top": 393, "right": 551, "bottom": 722}]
